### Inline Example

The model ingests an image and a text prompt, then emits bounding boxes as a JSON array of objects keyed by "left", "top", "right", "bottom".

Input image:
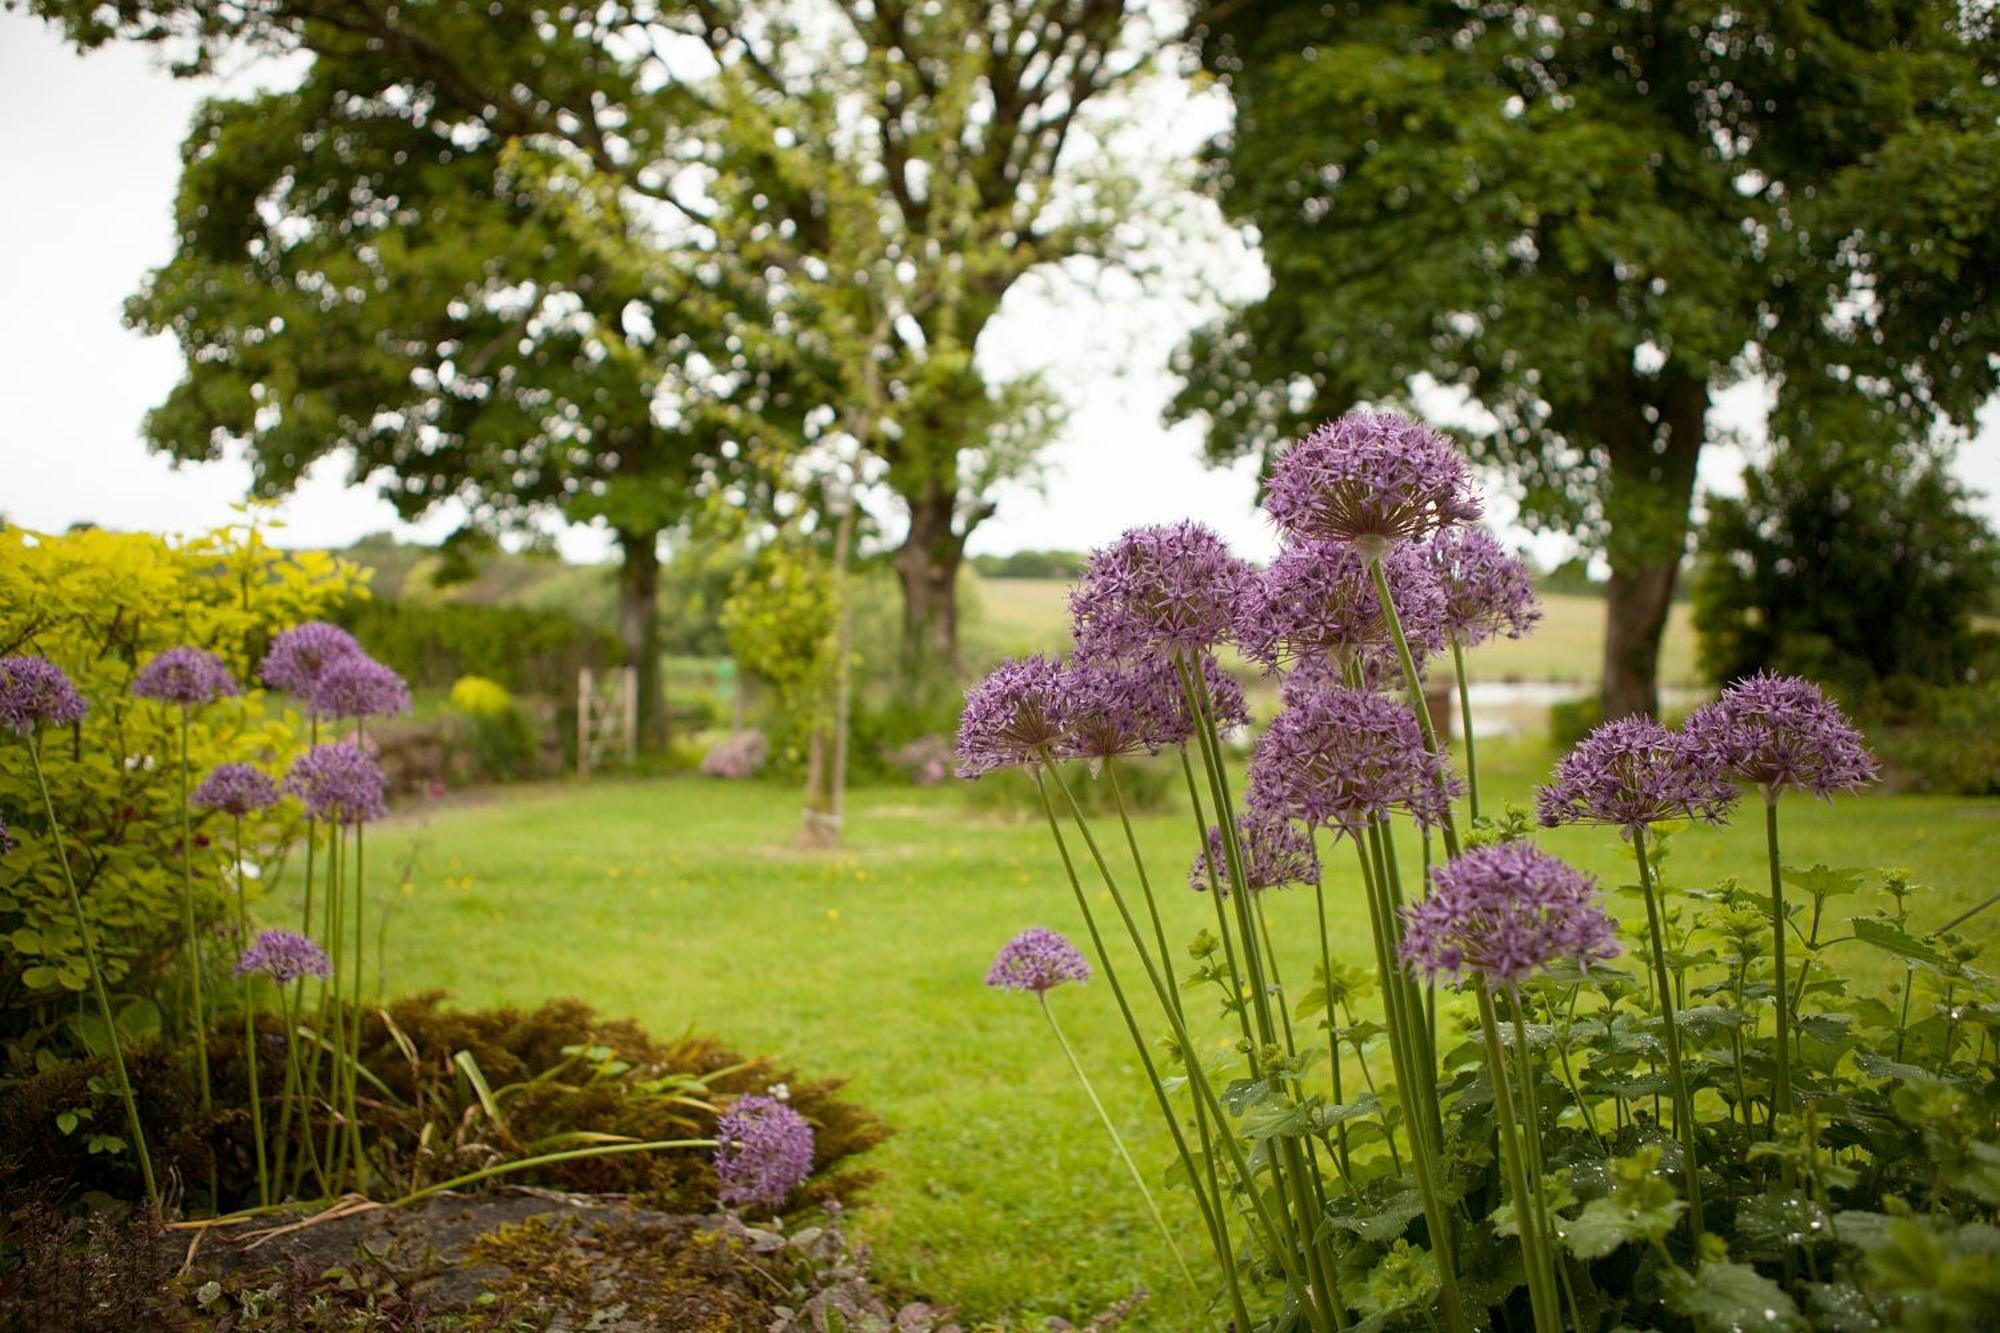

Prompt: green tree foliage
[
  {"left": 1693, "top": 424, "right": 1997, "bottom": 694},
  {"left": 969, "top": 549, "right": 1087, "bottom": 580},
  {"left": 1174, "top": 0, "right": 2000, "bottom": 717}
]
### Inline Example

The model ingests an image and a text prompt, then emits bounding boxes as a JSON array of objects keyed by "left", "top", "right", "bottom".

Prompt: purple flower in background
[
  {"left": 986, "top": 927, "right": 1093, "bottom": 993},
  {"left": 1536, "top": 716, "right": 1736, "bottom": 836},
  {"left": 1069, "top": 522, "right": 1256, "bottom": 663},
  {"left": 260, "top": 622, "right": 364, "bottom": 697},
  {"left": 0, "top": 814, "right": 12, "bottom": 855},
  {"left": 0, "top": 656, "right": 89, "bottom": 734},
  {"left": 235, "top": 928, "right": 333, "bottom": 984},
  {"left": 193, "top": 762, "right": 282, "bottom": 816},
  {"left": 1055, "top": 658, "right": 1162, "bottom": 764},
  {"left": 1425, "top": 527, "right": 1542, "bottom": 649},
  {"left": 307, "top": 655, "right": 410, "bottom": 720},
  {"left": 1247, "top": 685, "right": 1457, "bottom": 836},
  {"left": 1189, "top": 812, "right": 1320, "bottom": 894},
  {"left": 284, "top": 742, "right": 388, "bottom": 825},
  {"left": 1145, "top": 655, "right": 1252, "bottom": 747},
  {"left": 1681, "top": 673, "right": 1880, "bottom": 801},
  {"left": 132, "top": 646, "right": 240, "bottom": 708},
  {"left": 1237, "top": 540, "right": 1446, "bottom": 672},
  {"left": 715, "top": 1094, "right": 815, "bottom": 1210},
  {"left": 956, "top": 656, "right": 1067, "bottom": 778},
  {"left": 1264, "top": 411, "right": 1483, "bottom": 553},
  {"left": 1400, "top": 843, "right": 1620, "bottom": 993}
]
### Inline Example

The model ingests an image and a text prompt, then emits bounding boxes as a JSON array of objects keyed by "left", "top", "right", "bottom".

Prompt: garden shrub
[
  {"left": 337, "top": 597, "right": 615, "bottom": 698},
  {"left": 1871, "top": 680, "right": 2000, "bottom": 796},
  {"left": 446, "top": 675, "right": 539, "bottom": 781},
  {"left": 700, "top": 730, "right": 769, "bottom": 779},
  {"left": 960, "top": 756, "right": 1179, "bottom": 819},
  {"left": 0, "top": 521, "right": 362, "bottom": 1057}
]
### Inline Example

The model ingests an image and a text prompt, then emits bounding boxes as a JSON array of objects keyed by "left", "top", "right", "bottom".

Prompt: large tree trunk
[
  {"left": 615, "top": 528, "right": 665, "bottom": 751},
  {"left": 1598, "top": 375, "right": 1707, "bottom": 720},
  {"left": 893, "top": 482, "right": 968, "bottom": 697}
]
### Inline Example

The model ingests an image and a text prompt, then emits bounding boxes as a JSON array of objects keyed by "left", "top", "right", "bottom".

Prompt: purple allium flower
[
  {"left": 132, "top": 646, "right": 240, "bottom": 708},
  {"left": 1237, "top": 540, "right": 1446, "bottom": 672},
  {"left": 1424, "top": 527, "right": 1542, "bottom": 649},
  {"left": 1150, "top": 654, "right": 1253, "bottom": 745},
  {"left": 284, "top": 742, "right": 388, "bottom": 825},
  {"left": 0, "top": 656, "right": 89, "bottom": 734},
  {"left": 192, "top": 762, "right": 282, "bottom": 816},
  {"left": 235, "top": 928, "right": 333, "bottom": 984},
  {"left": 1400, "top": 843, "right": 1620, "bottom": 994},
  {"left": 1247, "top": 685, "right": 1457, "bottom": 835},
  {"left": 1054, "top": 658, "right": 1165, "bottom": 763},
  {"left": 1681, "top": 673, "right": 1880, "bottom": 802},
  {"left": 1535, "top": 716, "right": 1736, "bottom": 836},
  {"left": 260, "top": 622, "right": 364, "bottom": 697},
  {"left": 306, "top": 655, "right": 410, "bottom": 720},
  {"left": 986, "top": 926, "right": 1093, "bottom": 993},
  {"left": 956, "top": 655, "right": 1067, "bottom": 779},
  {"left": 1189, "top": 812, "right": 1320, "bottom": 894},
  {"left": 1264, "top": 411, "right": 1484, "bottom": 553},
  {"left": 0, "top": 814, "right": 12, "bottom": 855},
  {"left": 714, "top": 1094, "right": 815, "bottom": 1211},
  {"left": 1069, "top": 522, "right": 1257, "bottom": 663}
]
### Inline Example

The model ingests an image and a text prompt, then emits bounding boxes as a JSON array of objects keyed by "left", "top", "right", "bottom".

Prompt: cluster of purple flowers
[
  {"left": 260, "top": 622, "right": 363, "bottom": 696},
  {"left": 1069, "top": 521, "right": 1256, "bottom": 662},
  {"left": 1535, "top": 716, "right": 1737, "bottom": 836},
  {"left": 259, "top": 622, "right": 409, "bottom": 721},
  {"left": 714, "top": 1094, "right": 816, "bottom": 1210},
  {"left": 284, "top": 741, "right": 389, "bottom": 825},
  {"left": 986, "top": 927, "right": 1093, "bottom": 993},
  {"left": 0, "top": 656, "right": 89, "bottom": 733},
  {"left": 1401, "top": 843, "right": 1620, "bottom": 993},
  {"left": 1189, "top": 812, "right": 1320, "bottom": 894},
  {"left": 133, "top": 646, "right": 241, "bottom": 708},
  {"left": 1426, "top": 527, "right": 1542, "bottom": 648},
  {"left": 1248, "top": 685, "right": 1457, "bottom": 836},
  {"left": 1263, "top": 412, "right": 1484, "bottom": 553},
  {"left": 236, "top": 928, "right": 333, "bottom": 984},
  {"left": 193, "top": 762, "right": 282, "bottom": 816},
  {"left": 1236, "top": 541, "right": 1447, "bottom": 673},
  {"left": 1683, "top": 672, "right": 1880, "bottom": 801}
]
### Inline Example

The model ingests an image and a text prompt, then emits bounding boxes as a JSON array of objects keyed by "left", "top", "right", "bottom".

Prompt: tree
[
  {"left": 1692, "top": 396, "right": 1997, "bottom": 693},
  {"left": 31, "top": 0, "right": 1157, "bottom": 699},
  {"left": 27, "top": 0, "right": 816, "bottom": 748},
  {"left": 1173, "top": 1, "right": 2000, "bottom": 717}
]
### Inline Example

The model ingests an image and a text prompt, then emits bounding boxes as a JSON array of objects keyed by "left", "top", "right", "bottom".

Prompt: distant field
[{"left": 965, "top": 575, "right": 1700, "bottom": 686}]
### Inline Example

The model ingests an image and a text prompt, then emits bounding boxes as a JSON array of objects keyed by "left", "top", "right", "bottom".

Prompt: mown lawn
[{"left": 295, "top": 738, "right": 1999, "bottom": 1329}]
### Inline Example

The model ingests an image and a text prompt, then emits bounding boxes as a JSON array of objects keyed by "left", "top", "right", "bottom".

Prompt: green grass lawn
[
  {"left": 296, "top": 738, "right": 1997, "bottom": 1329},
  {"left": 965, "top": 577, "right": 1700, "bottom": 686}
]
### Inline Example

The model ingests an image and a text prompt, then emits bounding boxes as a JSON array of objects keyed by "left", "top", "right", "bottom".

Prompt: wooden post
[
  {"left": 622, "top": 666, "right": 639, "bottom": 764},
  {"left": 577, "top": 667, "right": 594, "bottom": 780}
]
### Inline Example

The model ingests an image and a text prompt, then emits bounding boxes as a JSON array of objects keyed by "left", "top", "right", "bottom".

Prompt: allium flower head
[
  {"left": 1681, "top": 673, "right": 1880, "bottom": 801},
  {"left": 1424, "top": 527, "right": 1542, "bottom": 649},
  {"left": 1149, "top": 654, "right": 1252, "bottom": 745},
  {"left": 1264, "top": 411, "right": 1483, "bottom": 552},
  {"left": 260, "top": 622, "right": 363, "bottom": 697},
  {"left": 1189, "top": 812, "right": 1320, "bottom": 894},
  {"left": 1070, "top": 522, "right": 1256, "bottom": 662},
  {"left": 1536, "top": 716, "right": 1736, "bottom": 836},
  {"left": 284, "top": 741, "right": 388, "bottom": 825},
  {"left": 1056, "top": 657, "right": 1167, "bottom": 763},
  {"left": 1400, "top": 843, "right": 1620, "bottom": 993},
  {"left": 307, "top": 655, "right": 411, "bottom": 720},
  {"left": 986, "top": 927, "right": 1093, "bottom": 993},
  {"left": 0, "top": 656, "right": 89, "bottom": 733},
  {"left": 132, "top": 646, "right": 240, "bottom": 708},
  {"left": 1237, "top": 540, "right": 1446, "bottom": 672},
  {"left": 235, "top": 928, "right": 333, "bottom": 983},
  {"left": 714, "top": 1094, "right": 815, "bottom": 1211},
  {"left": 1247, "top": 685, "right": 1457, "bottom": 835},
  {"left": 956, "top": 656, "right": 1066, "bottom": 778},
  {"left": 193, "top": 762, "right": 282, "bottom": 816}
]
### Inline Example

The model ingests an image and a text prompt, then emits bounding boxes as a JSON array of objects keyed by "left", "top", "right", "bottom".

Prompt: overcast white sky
[{"left": 3, "top": 10, "right": 1995, "bottom": 569}]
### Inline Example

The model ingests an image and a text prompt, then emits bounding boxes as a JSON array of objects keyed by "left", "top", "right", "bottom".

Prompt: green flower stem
[
  {"left": 1107, "top": 761, "right": 1185, "bottom": 1027},
  {"left": 1369, "top": 824, "right": 1441, "bottom": 1141},
  {"left": 1312, "top": 867, "right": 1355, "bottom": 1185},
  {"left": 1177, "top": 747, "right": 1258, "bottom": 1056},
  {"left": 1032, "top": 772, "right": 1252, "bottom": 1333},
  {"left": 1370, "top": 556, "right": 1459, "bottom": 859},
  {"left": 178, "top": 711, "right": 212, "bottom": 1111},
  {"left": 235, "top": 816, "right": 270, "bottom": 1208},
  {"left": 1450, "top": 643, "right": 1480, "bottom": 823},
  {"left": 1763, "top": 797, "right": 1793, "bottom": 1123},
  {"left": 1353, "top": 834, "right": 1470, "bottom": 1333},
  {"left": 1041, "top": 994, "right": 1205, "bottom": 1308},
  {"left": 1632, "top": 825, "right": 1706, "bottom": 1240},
  {"left": 29, "top": 736, "right": 159, "bottom": 1207},
  {"left": 320, "top": 826, "right": 346, "bottom": 1189},
  {"left": 1507, "top": 992, "right": 1562, "bottom": 1324},
  {"left": 1040, "top": 767, "right": 1324, "bottom": 1331},
  {"left": 390, "top": 1139, "right": 714, "bottom": 1207},
  {"left": 346, "top": 816, "right": 368, "bottom": 1190},
  {"left": 1475, "top": 988, "right": 1561, "bottom": 1333}
]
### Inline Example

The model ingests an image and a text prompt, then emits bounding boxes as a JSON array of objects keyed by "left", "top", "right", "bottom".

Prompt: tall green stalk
[
  {"left": 233, "top": 815, "right": 270, "bottom": 1207},
  {"left": 1040, "top": 993, "right": 1205, "bottom": 1308},
  {"left": 1450, "top": 642, "right": 1479, "bottom": 823},
  {"left": 1370, "top": 555, "right": 1460, "bottom": 859},
  {"left": 1475, "top": 989, "right": 1561, "bottom": 1333},
  {"left": 29, "top": 737, "right": 158, "bottom": 1207},
  {"left": 1508, "top": 992, "right": 1564, "bottom": 1327},
  {"left": 177, "top": 710, "right": 213, "bottom": 1111},
  {"left": 346, "top": 816, "right": 368, "bottom": 1189},
  {"left": 1762, "top": 797, "right": 1793, "bottom": 1121},
  {"left": 1632, "top": 826, "right": 1706, "bottom": 1239}
]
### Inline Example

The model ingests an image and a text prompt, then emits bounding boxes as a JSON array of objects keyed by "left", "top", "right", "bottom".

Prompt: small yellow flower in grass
[
  {"left": 648, "top": 887, "right": 661, "bottom": 899},
  {"left": 827, "top": 907, "right": 841, "bottom": 921},
  {"left": 399, "top": 880, "right": 415, "bottom": 897},
  {"left": 607, "top": 866, "right": 622, "bottom": 879}
]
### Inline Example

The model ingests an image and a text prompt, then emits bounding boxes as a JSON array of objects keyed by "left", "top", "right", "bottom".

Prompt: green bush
[
  {"left": 338, "top": 598, "right": 616, "bottom": 698},
  {"left": 448, "top": 675, "right": 540, "bottom": 781},
  {"left": 1872, "top": 680, "right": 2000, "bottom": 796},
  {"left": 961, "top": 756, "right": 1181, "bottom": 820}
]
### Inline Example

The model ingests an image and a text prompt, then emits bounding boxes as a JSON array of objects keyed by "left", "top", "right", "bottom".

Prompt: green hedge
[{"left": 337, "top": 598, "right": 616, "bottom": 697}]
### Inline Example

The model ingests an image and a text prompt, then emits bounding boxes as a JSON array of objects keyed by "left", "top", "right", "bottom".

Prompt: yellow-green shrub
[
  {"left": 0, "top": 515, "right": 366, "bottom": 1062},
  {"left": 447, "top": 675, "right": 513, "bottom": 718}
]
